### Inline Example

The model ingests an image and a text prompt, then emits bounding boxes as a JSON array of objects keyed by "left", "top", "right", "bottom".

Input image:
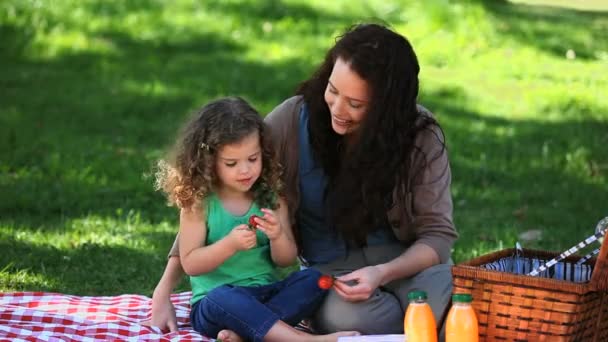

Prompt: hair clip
[{"left": 200, "top": 142, "right": 210, "bottom": 151}]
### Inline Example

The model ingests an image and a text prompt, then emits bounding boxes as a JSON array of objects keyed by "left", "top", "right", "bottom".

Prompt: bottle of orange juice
[
  {"left": 404, "top": 290, "right": 437, "bottom": 342},
  {"left": 446, "top": 293, "right": 478, "bottom": 342}
]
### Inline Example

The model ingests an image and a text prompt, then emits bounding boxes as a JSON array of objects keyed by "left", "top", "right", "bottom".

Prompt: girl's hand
[
  {"left": 333, "top": 266, "right": 384, "bottom": 302},
  {"left": 253, "top": 208, "right": 283, "bottom": 241},
  {"left": 226, "top": 224, "right": 257, "bottom": 251}
]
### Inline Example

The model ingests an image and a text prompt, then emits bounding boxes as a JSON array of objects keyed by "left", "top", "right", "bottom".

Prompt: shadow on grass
[
  {"left": 421, "top": 86, "right": 608, "bottom": 261},
  {"left": 476, "top": 0, "right": 608, "bottom": 60}
]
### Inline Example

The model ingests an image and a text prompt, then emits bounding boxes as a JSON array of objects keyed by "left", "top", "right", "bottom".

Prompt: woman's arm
[
  {"left": 377, "top": 124, "right": 457, "bottom": 282},
  {"left": 375, "top": 243, "right": 439, "bottom": 284},
  {"left": 147, "top": 256, "right": 184, "bottom": 332},
  {"left": 335, "top": 124, "right": 457, "bottom": 301},
  {"left": 407, "top": 120, "right": 458, "bottom": 263}
]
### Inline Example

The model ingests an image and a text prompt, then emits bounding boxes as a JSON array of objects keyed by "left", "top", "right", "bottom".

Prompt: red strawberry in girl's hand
[
  {"left": 318, "top": 274, "right": 334, "bottom": 290},
  {"left": 248, "top": 215, "right": 261, "bottom": 230}
]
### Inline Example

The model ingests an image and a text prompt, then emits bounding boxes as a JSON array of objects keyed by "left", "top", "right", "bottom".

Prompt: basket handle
[
  {"left": 527, "top": 217, "right": 608, "bottom": 278},
  {"left": 590, "top": 217, "right": 608, "bottom": 291}
]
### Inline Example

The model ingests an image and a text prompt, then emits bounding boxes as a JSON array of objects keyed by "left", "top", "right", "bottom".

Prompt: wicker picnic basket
[{"left": 452, "top": 224, "right": 608, "bottom": 341}]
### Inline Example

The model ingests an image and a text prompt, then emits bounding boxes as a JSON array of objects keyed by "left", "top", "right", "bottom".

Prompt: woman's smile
[
  {"left": 324, "top": 57, "right": 370, "bottom": 135},
  {"left": 331, "top": 114, "right": 352, "bottom": 127}
]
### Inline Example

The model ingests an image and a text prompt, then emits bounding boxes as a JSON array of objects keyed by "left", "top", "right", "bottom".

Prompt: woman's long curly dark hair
[
  {"left": 296, "top": 23, "right": 445, "bottom": 245},
  {"left": 155, "top": 97, "right": 282, "bottom": 210}
]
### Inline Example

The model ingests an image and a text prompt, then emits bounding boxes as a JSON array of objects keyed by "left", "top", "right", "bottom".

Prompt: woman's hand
[
  {"left": 254, "top": 208, "right": 283, "bottom": 241},
  {"left": 333, "top": 265, "right": 385, "bottom": 302},
  {"left": 142, "top": 256, "right": 183, "bottom": 332},
  {"left": 143, "top": 290, "right": 178, "bottom": 332},
  {"left": 226, "top": 224, "right": 257, "bottom": 251}
]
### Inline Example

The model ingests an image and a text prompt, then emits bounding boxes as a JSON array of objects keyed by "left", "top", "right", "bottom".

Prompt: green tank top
[{"left": 189, "top": 193, "right": 278, "bottom": 304}]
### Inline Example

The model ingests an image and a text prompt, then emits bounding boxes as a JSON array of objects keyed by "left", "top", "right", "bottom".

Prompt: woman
[{"left": 149, "top": 23, "right": 458, "bottom": 336}]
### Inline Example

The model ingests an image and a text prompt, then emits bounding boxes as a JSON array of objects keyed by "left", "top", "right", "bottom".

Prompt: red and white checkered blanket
[{"left": 0, "top": 291, "right": 213, "bottom": 341}]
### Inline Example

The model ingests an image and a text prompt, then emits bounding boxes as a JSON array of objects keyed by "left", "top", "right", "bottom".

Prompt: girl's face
[
  {"left": 324, "top": 57, "right": 370, "bottom": 136},
  {"left": 215, "top": 131, "right": 262, "bottom": 195}
]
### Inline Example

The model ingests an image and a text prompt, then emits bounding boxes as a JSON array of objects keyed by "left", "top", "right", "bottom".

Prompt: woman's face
[{"left": 324, "top": 57, "right": 370, "bottom": 136}]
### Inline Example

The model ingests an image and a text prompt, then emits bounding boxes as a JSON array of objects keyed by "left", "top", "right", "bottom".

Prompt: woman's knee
[
  {"left": 413, "top": 264, "right": 452, "bottom": 301},
  {"left": 396, "top": 263, "right": 452, "bottom": 322},
  {"left": 313, "top": 290, "right": 403, "bottom": 334}
]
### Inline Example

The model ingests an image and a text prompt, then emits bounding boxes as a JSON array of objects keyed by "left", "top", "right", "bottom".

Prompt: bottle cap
[
  {"left": 408, "top": 290, "right": 428, "bottom": 300},
  {"left": 452, "top": 293, "right": 473, "bottom": 303}
]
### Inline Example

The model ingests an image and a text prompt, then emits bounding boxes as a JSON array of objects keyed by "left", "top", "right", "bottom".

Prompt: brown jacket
[{"left": 169, "top": 96, "right": 457, "bottom": 263}]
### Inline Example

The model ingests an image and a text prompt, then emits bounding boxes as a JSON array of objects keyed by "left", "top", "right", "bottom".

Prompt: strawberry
[
  {"left": 317, "top": 274, "right": 334, "bottom": 290},
  {"left": 248, "top": 215, "right": 261, "bottom": 230}
]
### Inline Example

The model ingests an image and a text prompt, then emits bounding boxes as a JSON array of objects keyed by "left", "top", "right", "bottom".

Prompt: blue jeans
[{"left": 190, "top": 268, "right": 325, "bottom": 342}]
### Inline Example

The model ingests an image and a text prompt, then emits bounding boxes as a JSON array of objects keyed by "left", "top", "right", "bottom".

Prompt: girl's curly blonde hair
[{"left": 155, "top": 97, "right": 282, "bottom": 210}]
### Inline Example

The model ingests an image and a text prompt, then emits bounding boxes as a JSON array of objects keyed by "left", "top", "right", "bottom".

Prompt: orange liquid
[
  {"left": 445, "top": 303, "right": 479, "bottom": 342},
  {"left": 404, "top": 302, "right": 437, "bottom": 342}
]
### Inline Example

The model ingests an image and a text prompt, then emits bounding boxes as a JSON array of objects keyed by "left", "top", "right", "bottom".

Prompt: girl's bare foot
[{"left": 217, "top": 329, "right": 244, "bottom": 342}]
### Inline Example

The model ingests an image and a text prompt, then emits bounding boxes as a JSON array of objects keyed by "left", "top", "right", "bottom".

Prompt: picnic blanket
[{"left": 0, "top": 291, "right": 213, "bottom": 341}]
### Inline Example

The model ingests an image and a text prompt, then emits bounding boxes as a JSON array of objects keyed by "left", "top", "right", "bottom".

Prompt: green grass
[{"left": 1, "top": 0, "right": 607, "bottom": 296}]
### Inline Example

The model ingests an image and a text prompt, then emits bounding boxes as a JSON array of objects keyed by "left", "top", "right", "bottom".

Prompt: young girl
[{"left": 154, "top": 97, "right": 358, "bottom": 342}]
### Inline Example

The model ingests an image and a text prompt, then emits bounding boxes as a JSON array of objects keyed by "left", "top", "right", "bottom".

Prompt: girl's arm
[
  {"left": 179, "top": 205, "right": 242, "bottom": 276},
  {"left": 261, "top": 197, "right": 298, "bottom": 267}
]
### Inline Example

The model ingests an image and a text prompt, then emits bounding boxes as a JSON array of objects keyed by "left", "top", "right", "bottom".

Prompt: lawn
[{"left": 1, "top": 0, "right": 607, "bottom": 296}]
